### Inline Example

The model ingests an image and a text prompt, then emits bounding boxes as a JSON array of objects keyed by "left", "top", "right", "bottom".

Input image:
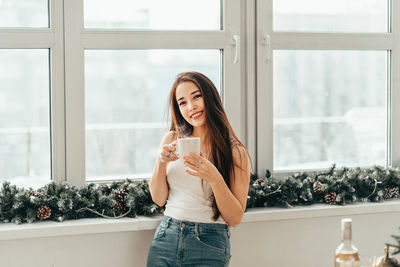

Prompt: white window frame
[
  {"left": 64, "top": 0, "right": 242, "bottom": 186},
  {"left": 0, "top": 0, "right": 66, "bottom": 184},
  {"left": 6, "top": 1, "right": 396, "bottom": 187},
  {"left": 243, "top": 0, "right": 257, "bottom": 170},
  {"left": 255, "top": 0, "right": 400, "bottom": 177}
]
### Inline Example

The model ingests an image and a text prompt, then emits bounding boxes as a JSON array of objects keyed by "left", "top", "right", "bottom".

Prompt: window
[
  {"left": 1, "top": 0, "right": 240, "bottom": 187},
  {"left": 0, "top": 0, "right": 64, "bottom": 189},
  {"left": 273, "top": 50, "right": 387, "bottom": 170},
  {"left": 0, "top": 0, "right": 49, "bottom": 28},
  {"left": 0, "top": 49, "right": 50, "bottom": 188},
  {"left": 83, "top": 0, "right": 221, "bottom": 30},
  {"left": 273, "top": 0, "right": 387, "bottom": 33},
  {"left": 3, "top": 0, "right": 399, "bottom": 188},
  {"left": 256, "top": 0, "right": 396, "bottom": 175},
  {"left": 64, "top": 0, "right": 241, "bottom": 185}
]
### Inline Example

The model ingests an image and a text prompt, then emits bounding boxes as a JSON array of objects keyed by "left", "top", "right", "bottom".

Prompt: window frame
[
  {"left": 0, "top": 0, "right": 66, "bottom": 185},
  {"left": 64, "top": 0, "right": 242, "bottom": 186},
  {"left": 3, "top": 0, "right": 399, "bottom": 187},
  {"left": 255, "top": 0, "right": 400, "bottom": 177}
]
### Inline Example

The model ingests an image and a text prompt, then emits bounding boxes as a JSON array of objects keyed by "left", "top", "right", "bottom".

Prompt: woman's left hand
[{"left": 183, "top": 153, "right": 223, "bottom": 185}]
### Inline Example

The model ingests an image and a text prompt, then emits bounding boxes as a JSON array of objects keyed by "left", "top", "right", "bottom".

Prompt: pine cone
[
  {"left": 252, "top": 178, "right": 265, "bottom": 188},
  {"left": 114, "top": 184, "right": 129, "bottom": 202},
  {"left": 383, "top": 187, "right": 400, "bottom": 199},
  {"left": 324, "top": 192, "right": 337, "bottom": 205},
  {"left": 37, "top": 206, "right": 51, "bottom": 219},
  {"left": 393, "top": 187, "right": 400, "bottom": 198},
  {"left": 313, "top": 181, "right": 325, "bottom": 195},
  {"left": 28, "top": 190, "right": 43, "bottom": 199},
  {"left": 111, "top": 202, "right": 126, "bottom": 213}
]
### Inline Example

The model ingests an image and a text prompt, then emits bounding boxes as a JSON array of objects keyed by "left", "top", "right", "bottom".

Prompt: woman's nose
[{"left": 188, "top": 101, "right": 196, "bottom": 111}]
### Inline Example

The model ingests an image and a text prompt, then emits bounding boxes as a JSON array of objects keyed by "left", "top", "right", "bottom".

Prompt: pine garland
[
  {"left": 0, "top": 179, "right": 162, "bottom": 224},
  {"left": 0, "top": 164, "right": 399, "bottom": 224},
  {"left": 247, "top": 165, "right": 400, "bottom": 209}
]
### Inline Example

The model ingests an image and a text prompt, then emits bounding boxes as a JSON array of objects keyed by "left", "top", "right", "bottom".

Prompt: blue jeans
[{"left": 147, "top": 216, "right": 231, "bottom": 267}]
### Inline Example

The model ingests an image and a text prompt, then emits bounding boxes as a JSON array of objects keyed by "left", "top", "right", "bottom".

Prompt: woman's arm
[
  {"left": 210, "top": 145, "right": 250, "bottom": 226},
  {"left": 184, "top": 145, "right": 250, "bottom": 226},
  {"left": 149, "top": 131, "right": 177, "bottom": 207}
]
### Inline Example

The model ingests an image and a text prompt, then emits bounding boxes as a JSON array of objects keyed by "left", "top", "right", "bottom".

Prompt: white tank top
[{"left": 164, "top": 158, "right": 226, "bottom": 224}]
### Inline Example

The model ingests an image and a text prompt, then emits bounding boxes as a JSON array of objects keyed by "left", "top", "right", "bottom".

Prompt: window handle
[
  {"left": 232, "top": 34, "right": 240, "bottom": 63},
  {"left": 261, "top": 33, "right": 271, "bottom": 62}
]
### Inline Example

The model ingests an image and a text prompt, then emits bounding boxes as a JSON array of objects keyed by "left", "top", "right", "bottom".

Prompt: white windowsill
[{"left": 1, "top": 200, "right": 399, "bottom": 241}]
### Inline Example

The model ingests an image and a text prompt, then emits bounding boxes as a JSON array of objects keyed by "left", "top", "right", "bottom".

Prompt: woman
[{"left": 147, "top": 72, "right": 250, "bottom": 266}]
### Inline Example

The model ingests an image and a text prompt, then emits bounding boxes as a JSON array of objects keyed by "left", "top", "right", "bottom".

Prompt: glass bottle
[{"left": 334, "top": 218, "right": 360, "bottom": 267}]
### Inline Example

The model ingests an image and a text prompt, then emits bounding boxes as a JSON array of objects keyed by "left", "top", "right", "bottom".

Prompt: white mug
[{"left": 177, "top": 137, "right": 200, "bottom": 159}]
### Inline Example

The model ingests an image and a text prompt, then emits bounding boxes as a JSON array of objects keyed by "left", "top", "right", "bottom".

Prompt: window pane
[
  {"left": 85, "top": 49, "right": 221, "bottom": 181},
  {"left": 0, "top": 49, "right": 51, "bottom": 188},
  {"left": 273, "top": 0, "right": 387, "bottom": 33},
  {"left": 84, "top": 0, "right": 221, "bottom": 30},
  {"left": 273, "top": 50, "right": 386, "bottom": 170},
  {"left": 0, "top": 0, "right": 49, "bottom": 28}
]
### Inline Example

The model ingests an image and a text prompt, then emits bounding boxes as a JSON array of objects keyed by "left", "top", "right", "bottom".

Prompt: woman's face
[{"left": 175, "top": 81, "right": 206, "bottom": 128}]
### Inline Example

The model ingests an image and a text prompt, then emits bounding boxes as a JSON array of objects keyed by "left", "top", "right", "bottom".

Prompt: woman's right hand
[{"left": 159, "top": 141, "right": 178, "bottom": 163}]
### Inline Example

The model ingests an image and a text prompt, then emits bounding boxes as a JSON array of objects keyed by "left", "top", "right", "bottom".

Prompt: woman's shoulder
[
  {"left": 231, "top": 142, "right": 246, "bottom": 157},
  {"left": 230, "top": 139, "right": 249, "bottom": 162},
  {"left": 230, "top": 137, "right": 243, "bottom": 150}
]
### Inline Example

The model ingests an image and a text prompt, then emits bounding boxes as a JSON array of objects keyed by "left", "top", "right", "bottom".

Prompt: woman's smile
[{"left": 190, "top": 111, "right": 203, "bottom": 119}]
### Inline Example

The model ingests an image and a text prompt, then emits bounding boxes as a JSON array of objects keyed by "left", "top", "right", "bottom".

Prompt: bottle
[{"left": 334, "top": 218, "right": 360, "bottom": 267}]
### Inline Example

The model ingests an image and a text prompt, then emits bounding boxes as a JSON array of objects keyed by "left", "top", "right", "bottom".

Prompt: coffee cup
[{"left": 177, "top": 137, "right": 200, "bottom": 159}]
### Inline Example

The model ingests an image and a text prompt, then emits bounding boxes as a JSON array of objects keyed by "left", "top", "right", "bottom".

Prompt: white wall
[
  {"left": 0, "top": 204, "right": 399, "bottom": 267},
  {"left": 231, "top": 213, "right": 400, "bottom": 267}
]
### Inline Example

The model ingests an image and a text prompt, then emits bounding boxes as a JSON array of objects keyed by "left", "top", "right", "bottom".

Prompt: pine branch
[
  {"left": 264, "top": 185, "right": 282, "bottom": 197},
  {"left": 366, "top": 179, "right": 381, "bottom": 199},
  {"left": 76, "top": 207, "right": 132, "bottom": 219}
]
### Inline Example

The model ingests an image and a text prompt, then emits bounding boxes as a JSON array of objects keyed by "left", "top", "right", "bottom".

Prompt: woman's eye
[
  {"left": 194, "top": 94, "right": 202, "bottom": 99},
  {"left": 179, "top": 101, "right": 186, "bottom": 106}
]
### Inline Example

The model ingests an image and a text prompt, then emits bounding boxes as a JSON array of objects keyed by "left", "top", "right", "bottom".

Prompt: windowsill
[{"left": 1, "top": 200, "right": 399, "bottom": 241}]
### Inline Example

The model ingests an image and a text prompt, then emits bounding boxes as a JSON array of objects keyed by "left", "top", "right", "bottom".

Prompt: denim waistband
[{"left": 162, "top": 215, "right": 229, "bottom": 231}]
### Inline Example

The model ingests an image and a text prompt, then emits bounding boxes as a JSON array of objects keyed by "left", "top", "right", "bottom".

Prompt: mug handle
[{"left": 173, "top": 142, "right": 179, "bottom": 158}]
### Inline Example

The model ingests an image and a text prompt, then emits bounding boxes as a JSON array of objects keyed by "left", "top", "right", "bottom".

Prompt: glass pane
[
  {"left": 0, "top": 0, "right": 49, "bottom": 28},
  {"left": 273, "top": 50, "right": 386, "bottom": 170},
  {"left": 273, "top": 0, "right": 387, "bottom": 33},
  {"left": 85, "top": 49, "right": 221, "bottom": 181},
  {"left": 0, "top": 49, "right": 51, "bottom": 188},
  {"left": 84, "top": 0, "right": 221, "bottom": 30}
]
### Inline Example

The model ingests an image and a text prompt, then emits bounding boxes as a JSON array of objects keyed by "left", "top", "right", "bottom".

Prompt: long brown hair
[{"left": 168, "top": 71, "right": 247, "bottom": 221}]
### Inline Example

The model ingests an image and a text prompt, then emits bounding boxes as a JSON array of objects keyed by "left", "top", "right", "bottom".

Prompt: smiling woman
[{"left": 147, "top": 72, "right": 251, "bottom": 266}]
